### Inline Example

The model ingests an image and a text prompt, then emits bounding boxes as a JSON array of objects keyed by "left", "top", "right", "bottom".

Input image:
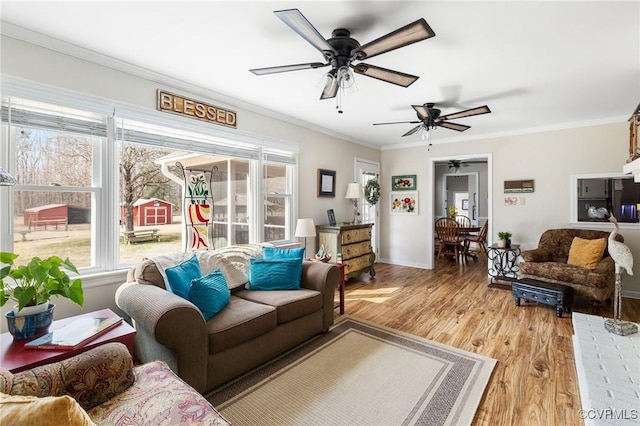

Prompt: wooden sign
[{"left": 157, "top": 90, "right": 237, "bottom": 128}]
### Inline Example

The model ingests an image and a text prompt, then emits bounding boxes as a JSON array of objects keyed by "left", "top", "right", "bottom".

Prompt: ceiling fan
[
  {"left": 250, "top": 9, "right": 436, "bottom": 107},
  {"left": 373, "top": 102, "right": 491, "bottom": 139},
  {"left": 448, "top": 160, "right": 469, "bottom": 173}
]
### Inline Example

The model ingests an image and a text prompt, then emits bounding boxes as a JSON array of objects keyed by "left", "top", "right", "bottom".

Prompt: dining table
[{"left": 455, "top": 226, "right": 481, "bottom": 258}]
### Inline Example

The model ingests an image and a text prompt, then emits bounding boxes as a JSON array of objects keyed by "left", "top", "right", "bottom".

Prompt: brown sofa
[
  {"left": 519, "top": 228, "right": 622, "bottom": 306},
  {"left": 116, "top": 245, "right": 339, "bottom": 394},
  {"left": 0, "top": 342, "right": 230, "bottom": 425}
]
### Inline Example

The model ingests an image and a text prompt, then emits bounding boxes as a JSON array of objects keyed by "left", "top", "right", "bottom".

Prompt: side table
[
  {"left": 487, "top": 244, "right": 521, "bottom": 284},
  {"left": 334, "top": 262, "right": 345, "bottom": 315},
  {"left": 309, "top": 260, "right": 345, "bottom": 315},
  {"left": 0, "top": 308, "right": 136, "bottom": 373}
]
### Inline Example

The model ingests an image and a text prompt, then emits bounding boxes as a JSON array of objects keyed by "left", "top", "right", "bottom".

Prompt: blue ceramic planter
[{"left": 5, "top": 304, "right": 55, "bottom": 340}]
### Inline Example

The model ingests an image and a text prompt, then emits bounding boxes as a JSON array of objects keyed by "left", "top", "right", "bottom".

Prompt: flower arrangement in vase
[{"left": 448, "top": 205, "right": 458, "bottom": 219}]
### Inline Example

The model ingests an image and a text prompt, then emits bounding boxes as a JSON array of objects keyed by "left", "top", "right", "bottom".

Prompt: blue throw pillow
[
  {"left": 262, "top": 246, "right": 305, "bottom": 260},
  {"left": 165, "top": 255, "right": 201, "bottom": 300},
  {"left": 248, "top": 258, "right": 302, "bottom": 290},
  {"left": 189, "top": 269, "right": 230, "bottom": 321}
]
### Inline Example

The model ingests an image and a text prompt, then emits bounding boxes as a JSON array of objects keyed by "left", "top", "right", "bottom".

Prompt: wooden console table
[{"left": 316, "top": 223, "right": 375, "bottom": 281}]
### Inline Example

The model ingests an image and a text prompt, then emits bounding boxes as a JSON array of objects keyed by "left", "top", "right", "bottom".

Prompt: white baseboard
[
  {"left": 622, "top": 289, "right": 640, "bottom": 299},
  {"left": 376, "top": 258, "right": 430, "bottom": 270}
]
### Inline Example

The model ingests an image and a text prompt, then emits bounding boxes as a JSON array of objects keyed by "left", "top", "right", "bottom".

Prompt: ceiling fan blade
[
  {"left": 274, "top": 9, "right": 336, "bottom": 56},
  {"left": 351, "top": 18, "right": 435, "bottom": 61},
  {"left": 250, "top": 62, "right": 328, "bottom": 75},
  {"left": 319, "top": 76, "right": 339, "bottom": 100},
  {"left": 402, "top": 125, "right": 422, "bottom": 137},
  {"left": 411, "top": 104, "right": 432, "bottom": 120},
  {"left": 439, "top": 105, "right": 491, "bottom": 121},
  {"left": 352, "top": 63, "right": 419, "bottom": 87},
  {"left": 438, "top": 121, "right": 470, "bottom": 132},
  {"left": 373, "top": 120, "right": 421, "bottom": 126}
]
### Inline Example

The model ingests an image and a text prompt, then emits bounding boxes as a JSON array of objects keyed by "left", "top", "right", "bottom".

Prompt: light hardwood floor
[{"left": 337, "top": 257, "right": 640, "bottom": 426}]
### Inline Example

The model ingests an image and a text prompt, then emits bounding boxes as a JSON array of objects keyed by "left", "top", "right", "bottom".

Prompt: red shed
[
  {"left": 23, "top": 204, "right": 89, "bottom": 230},
  {"left": 128, "top": 198, "right": 174, "bottom": 226}
]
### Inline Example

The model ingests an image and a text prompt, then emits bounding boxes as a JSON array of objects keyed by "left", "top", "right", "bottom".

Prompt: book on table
[{"left": 25, "top": 316, "right": 123, "bottom": 350}]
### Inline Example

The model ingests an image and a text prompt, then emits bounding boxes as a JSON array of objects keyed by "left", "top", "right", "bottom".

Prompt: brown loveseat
[
  {"left": 116, "top": 245, "right": 339, "bottom": 394},
  {"left": 519, "top": 228, "right": 622, "bottom": 306},
  {"left": 0, "top": 342, "right": 230, "bottom": 425}
]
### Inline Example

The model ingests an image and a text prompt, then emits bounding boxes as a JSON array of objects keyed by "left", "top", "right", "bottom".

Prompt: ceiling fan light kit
[
  {"left": 374, "top": 103, "right": 492, "bottom": 146},
  {"left": 250, "top": 9, "right": 435, "bottom": 113}
]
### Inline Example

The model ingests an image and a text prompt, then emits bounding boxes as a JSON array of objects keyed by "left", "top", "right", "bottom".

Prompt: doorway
[
  {"left": 442, "top": 172, "right": 479, "bottom": 226},
  {"left": 356, "top": 158, "right": 379, "bottom": 261},
  {"left": 427, "top": 154, "right": 493, "bottom": 269}
]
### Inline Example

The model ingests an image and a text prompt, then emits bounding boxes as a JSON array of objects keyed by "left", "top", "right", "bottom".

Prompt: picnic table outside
[{"left": 120, "top": 228, "right": 160, "bottom": 244}]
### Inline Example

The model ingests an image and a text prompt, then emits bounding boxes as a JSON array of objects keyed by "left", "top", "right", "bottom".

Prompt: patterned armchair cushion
[
  {"left": 519, "top": 228, "right": 621, "bottom": 301},
  {"left": 87, "top": 361, "right": 229, "bottom": 425},
  {"left": 1, "top": 342, "right": 230, "bottom": 426},
  {"left": 5, "top": 342, "right": 134, "bottom": 410}
]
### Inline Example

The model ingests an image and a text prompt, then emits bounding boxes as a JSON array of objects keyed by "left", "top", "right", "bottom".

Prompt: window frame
[
  {"left": 570, "top": 172, "right": 640, "bottom": 228},
  {"left": 1, "top": 78, "right": 300, "bottom": 285}
]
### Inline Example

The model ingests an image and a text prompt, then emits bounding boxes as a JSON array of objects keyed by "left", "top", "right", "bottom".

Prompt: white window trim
[
  {"left": 1, "top": 77, "right": 300, "bottom": 286},
  {"left": 570, "top": 172, "right": 640, "bottom": 229}
]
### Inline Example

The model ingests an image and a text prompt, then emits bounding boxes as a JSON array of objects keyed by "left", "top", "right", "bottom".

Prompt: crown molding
[{"left": 0, "top": 21, "right": 376, "bottom": 150}]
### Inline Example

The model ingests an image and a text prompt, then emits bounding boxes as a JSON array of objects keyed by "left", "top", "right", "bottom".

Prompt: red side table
[
  {"left": 309, "top": 260, "right": 345, "bottom": 315},
  {"left": 334, "top": 263, "right": 345, "bottom": 315},
  {"left": 0, "top": 308, "right": 136, "bottom": 373}
]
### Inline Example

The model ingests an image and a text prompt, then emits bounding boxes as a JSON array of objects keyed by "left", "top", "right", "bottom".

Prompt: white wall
[
  {"left": 381, "top": 122, "right": 640, "bottom": 296},
  {"left": 0, "top": 35, "right": 379, "bottom": 323}
]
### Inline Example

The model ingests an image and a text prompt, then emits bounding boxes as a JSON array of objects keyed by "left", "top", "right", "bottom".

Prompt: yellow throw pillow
[
  {"left": 0, "top": 393, "right": 95, "bottom": 426},
  {"left": 567, "top": 237, "right": 607, "bottom": 269}
]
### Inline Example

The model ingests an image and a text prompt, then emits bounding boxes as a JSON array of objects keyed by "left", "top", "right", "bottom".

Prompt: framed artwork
[
  {"left": 327, "top": 209, "right": 336, "bottom": 226},
  {"left": 462, "top": 199, "right": 469, "bottom": 210},
  {"left": 390, "top": 191, "right": 418, "bottom": 215},
  {"left": 391, "top": 175, "right": 417, "bottom": 191},
  {"left": 317, "top": 169, "right": 336, "bottom": 197}
]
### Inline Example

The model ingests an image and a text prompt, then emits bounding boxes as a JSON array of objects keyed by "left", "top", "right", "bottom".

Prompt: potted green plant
[
  {"left": 1, "top": 252, "right": 83, "bottom": 340},
  {"left": 497, "top": 232, "right": 512, "bottom": 248}
]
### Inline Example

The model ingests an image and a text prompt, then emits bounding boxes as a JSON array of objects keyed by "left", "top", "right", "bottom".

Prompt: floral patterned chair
[
  {"left": 0, "top": 342, "right": 230, "bottom": 425},
  {"left": 519, "top": 228, "right": 622, "bottom": 309}
]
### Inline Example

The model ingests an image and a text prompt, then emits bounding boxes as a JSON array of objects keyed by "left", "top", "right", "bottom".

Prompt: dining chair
[
  {"left": 463, "top": 221, "right": 489, "bottom": 256},
  {"left": 454, "top": 215, "right": 471, "bottom": 228},
  {"left": 435, "top": 218, "right": 463, "bottom": 262}
]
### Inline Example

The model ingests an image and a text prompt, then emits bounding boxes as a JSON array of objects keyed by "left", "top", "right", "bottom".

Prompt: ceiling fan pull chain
[{"left": 336, "top": 89, "right": 343, "bottom": 114}]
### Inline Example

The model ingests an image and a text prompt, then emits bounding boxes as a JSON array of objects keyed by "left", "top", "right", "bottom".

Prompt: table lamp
[
  {"left": 295, "top": 218, "right": 316, "bottom": 258},
  {"left": 345, "top": 182, "right": 364, "bottom": 224}
]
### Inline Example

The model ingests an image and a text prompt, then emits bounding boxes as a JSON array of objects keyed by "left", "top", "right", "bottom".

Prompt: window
[
  {"left": 2, "top": 99, "right": 105, "bottom": 269},
  {"left": 263, "top": 152, "right": 295, "bottom": 243},
  {"left": 1, "top": 93, "right": 298, "bottom": 275},
  {"left": 573, "top": 174, "right": 640, "bottom": 223}
]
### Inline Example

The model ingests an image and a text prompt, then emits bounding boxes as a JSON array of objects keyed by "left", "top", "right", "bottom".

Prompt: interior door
[{"left": 356, "top": 158, "right": 379, "bottom": 262}]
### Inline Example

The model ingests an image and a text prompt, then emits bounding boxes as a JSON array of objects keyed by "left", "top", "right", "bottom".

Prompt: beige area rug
[{"left": 207, "top": 316, "right": 496, "bottom": 426}]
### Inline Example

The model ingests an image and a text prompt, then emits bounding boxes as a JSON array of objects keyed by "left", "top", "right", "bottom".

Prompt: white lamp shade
[
  {"left": 345, "top": 182, "right": 364, "bottom": 199},
  {"left": 295, "top": 218, "right": 316, "bottom": 238}
]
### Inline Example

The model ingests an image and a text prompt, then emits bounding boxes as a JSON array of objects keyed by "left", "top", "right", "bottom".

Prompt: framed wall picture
[
  {"left": 390, "top": 191, "right": 418, "bottom": 215},
  {"left": 391, "top": 175, "right": 417, "bottom": 191},
  {"left": 327, "top": 209, "right": 336, "bottom": 226},
  {"left": 462, "top": 199, "right": 469, "bottom": 210},
  {"left": 317, "top": 169, "right": 336, "bottom": 197}
]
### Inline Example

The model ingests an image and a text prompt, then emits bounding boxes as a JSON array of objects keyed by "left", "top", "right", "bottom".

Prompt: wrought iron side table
[{"left": 487, "top": 244, "right": 521, "bottom": 284}]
